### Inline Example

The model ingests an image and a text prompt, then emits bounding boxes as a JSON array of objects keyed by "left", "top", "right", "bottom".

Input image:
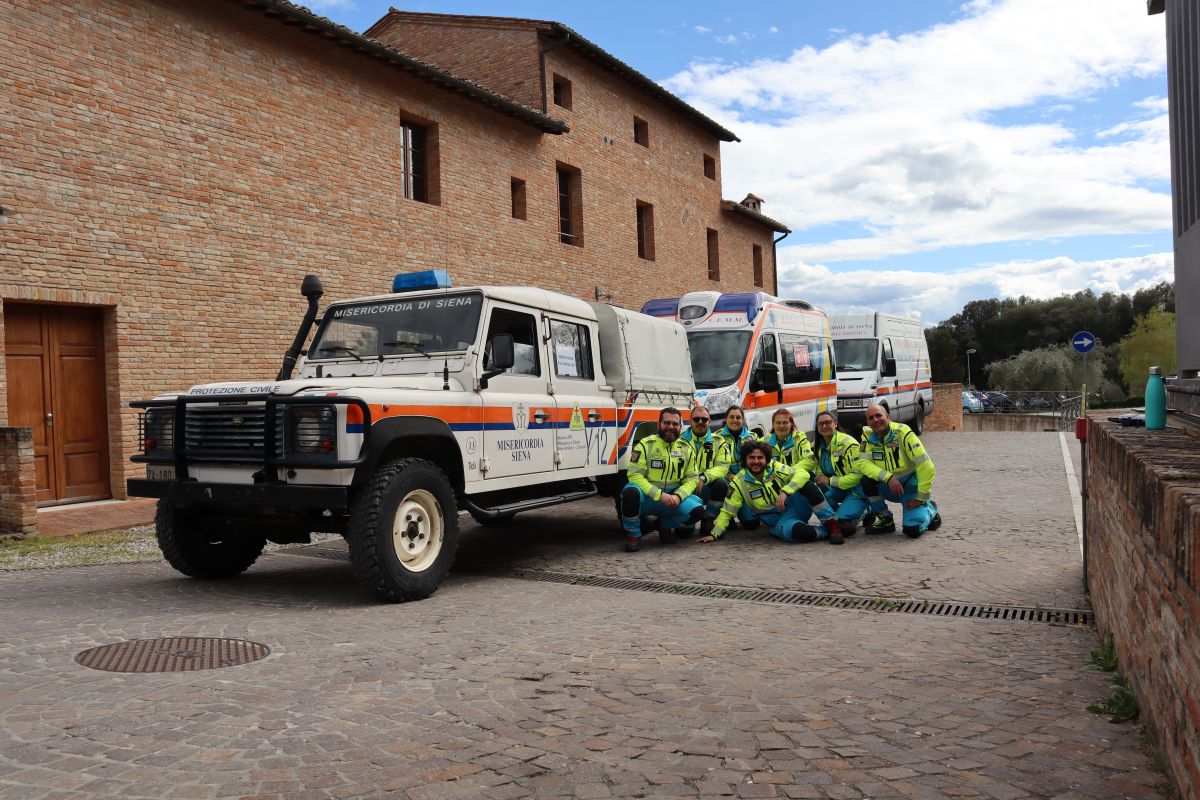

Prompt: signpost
[{"left": 1072, "top": 331, "right": 1096, "bottom": 417}]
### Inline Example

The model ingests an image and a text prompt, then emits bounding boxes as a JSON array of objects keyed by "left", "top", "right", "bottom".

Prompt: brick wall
[
  {"left": 0, "top": 0, "right": 778, "bottom": 501},
  {"left": 1085, "top": 419, "right": 1200, "bottom": 797},
  {"left": 925, "top": 383, "right": 963, "bottom": 432},
  {"left": 0, "top": 428, "right": 37, "bottom": 537}
]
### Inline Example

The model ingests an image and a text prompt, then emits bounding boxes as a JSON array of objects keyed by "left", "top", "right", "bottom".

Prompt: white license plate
[{"left": 147, "top": 464, "right": 176, "bottom": 481}]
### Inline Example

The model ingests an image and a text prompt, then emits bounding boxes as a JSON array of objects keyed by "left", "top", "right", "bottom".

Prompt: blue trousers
[
  {"left": 821, "top": 484, "right": 869, "bottom": 523},
  {"left": 867, "top": 474, "right": 936, "bottom": 532},
  {"left": 751, "top": 492, "right": 825, "bottom": 543},
  {"left": 621, "top": 484, "right": 704, "bottom": 538}
]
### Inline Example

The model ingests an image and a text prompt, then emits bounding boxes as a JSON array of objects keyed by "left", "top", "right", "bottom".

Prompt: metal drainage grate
[
  {"left": 75, "top": 638, "right": 270, "bottom": 673},
  {"left": 504, "top": 569, "right": 1094, "bottom": 627}
]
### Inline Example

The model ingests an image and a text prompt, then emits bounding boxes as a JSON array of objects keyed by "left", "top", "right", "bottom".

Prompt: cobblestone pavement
[{"left": 0, "top": 433, "right": 1165, "bottom": 799}]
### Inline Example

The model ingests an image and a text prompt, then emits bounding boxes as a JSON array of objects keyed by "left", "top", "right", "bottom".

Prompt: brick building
[{"left": 0, "top": 0, "right": 788, "bottom": 517}]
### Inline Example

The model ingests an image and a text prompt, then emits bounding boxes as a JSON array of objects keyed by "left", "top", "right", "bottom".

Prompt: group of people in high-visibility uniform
[{"left": 620, "top": 403, "right": 940, "bottom": 552}]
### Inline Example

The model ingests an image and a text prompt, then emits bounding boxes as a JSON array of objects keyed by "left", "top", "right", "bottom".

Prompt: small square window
[
  {"left": 552, "top": 74, "right": 573, "bottom": 110},
  {"left": 706, "top": 229, "right": 720, "bottom": 281},
  {"left": 703, "top": 154, "right": 716, "bottom": 180},
  {"left": 634, "top": 116, "right": 649, "bottom": 147},
  {"left": 511, "top": 178, "right": 526, "bottom": 220}
]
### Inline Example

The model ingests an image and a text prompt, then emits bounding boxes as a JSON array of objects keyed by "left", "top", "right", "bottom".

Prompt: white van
[
  {"left": 641, "top": 291, "right": 836, "bottom": 435},
  {"left": 831, "top": 312, "right": 934, "bottom": 433}
]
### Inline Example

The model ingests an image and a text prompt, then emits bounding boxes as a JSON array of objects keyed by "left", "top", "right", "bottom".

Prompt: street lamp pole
[{"left": 966, "top": 348, "right": 977, "bottom": 389}]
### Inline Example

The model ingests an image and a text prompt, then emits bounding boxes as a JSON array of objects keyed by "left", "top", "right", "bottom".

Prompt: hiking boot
[
  {"left": 840, "top": 520, "right": 857, "bottom": 538},
  {"left": 824, "top": 519, "right": 844, "bottom": 544},
  {"left": 659, "top": 528, "right": 677, "bottom": 545},
  {"left": 867, "top": 515, "right": 896, "bottom": 534},
  {"left": 828, "top": 530, "right": 845, "bottom": 545},
  {"left": 640, "top": 517, "right": 656, "bottom": 536},
  {"left": 625, "top": 536, "right": 641, "bottom": 552},
  {"left": 903, "top": 525, "right": 923, "bottom": 539}
]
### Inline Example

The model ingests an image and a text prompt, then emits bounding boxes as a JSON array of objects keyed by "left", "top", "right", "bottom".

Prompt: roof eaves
[
  {"left": 546, "top": 22, "right": 740, "bottom": 143},
  {"left": 237, "top": 0, "right": 569, "bottom": 135},
  {"left": 720, "top": 200, "right": 791, "bottom": 234}
]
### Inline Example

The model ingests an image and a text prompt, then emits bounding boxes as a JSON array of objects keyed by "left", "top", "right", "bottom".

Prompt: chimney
[{"left": 741, "top": 193, "right": 764, "bottom": 213}]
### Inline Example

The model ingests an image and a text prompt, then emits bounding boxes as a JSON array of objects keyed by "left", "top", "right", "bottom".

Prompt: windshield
[
  {"left": 310, "top": 292, "right": 483, "bottom": 360},
  {"left": 834, "top": 338, "right": 878, "bottom": 372},
  {"left": 687, "top": 331, "right": 752, "bottom": 389}
]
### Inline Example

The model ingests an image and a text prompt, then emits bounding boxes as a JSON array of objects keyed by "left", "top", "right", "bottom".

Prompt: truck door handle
[
  {"left": 533, "top": 411, "right": 551, "bottom": 423},
  {"left": 587, "top": 411, "right": 602, "bottom": 422}
]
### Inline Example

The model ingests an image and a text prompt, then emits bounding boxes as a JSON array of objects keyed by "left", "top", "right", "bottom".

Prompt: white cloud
[
  {"left": 303, "top": 0, "right": 356, "bottom": 11},
  {"left": 694, "top": 25, "right": 712, "bottom": 34},
  {"left": 768, "top": 26, "right": 780, "bottom": 34},
  {"left": 777, "top": 251, "right": 1175, "bottom": 324},
  {"left": 666, "top": 0, "right": 1170, "bottom": 263},
  {"left": 715, "top": 34, "right": 738, "bottom": 45}
]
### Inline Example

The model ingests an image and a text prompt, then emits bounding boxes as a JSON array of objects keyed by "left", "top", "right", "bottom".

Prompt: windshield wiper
[
  {"left": 316, "top": 345, "right": 363, "bottom": 362},
  {"left": 383, "top": 340, "right": 430, "bottom": 357}
]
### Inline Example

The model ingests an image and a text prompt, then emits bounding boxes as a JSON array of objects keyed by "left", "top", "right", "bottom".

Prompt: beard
[{"left": 660, "top": 427, "right": 679, "bottom": 443}]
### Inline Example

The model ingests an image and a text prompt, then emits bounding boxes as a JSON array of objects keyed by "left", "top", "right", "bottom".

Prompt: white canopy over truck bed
[{"left": 589, "top": 301, "right": 694, "bottom": 408}]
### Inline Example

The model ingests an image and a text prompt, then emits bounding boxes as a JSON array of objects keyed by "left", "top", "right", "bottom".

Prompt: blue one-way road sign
[{"left": 1072, "top": 331, "right": 1097, "bottom": 353}]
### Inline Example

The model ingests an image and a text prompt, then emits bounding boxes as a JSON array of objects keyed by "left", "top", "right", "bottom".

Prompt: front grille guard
[{"left": 131, "top": 394, "right": 372, "bottom": 482}]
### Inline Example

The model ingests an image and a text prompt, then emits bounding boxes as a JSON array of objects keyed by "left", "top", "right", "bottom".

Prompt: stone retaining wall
[
  {"left": 1085, "top": 418, "right": 1200, "bottom": 796},
  {"left": 0, "top": 427, "right": 37, "bottom": 537}
]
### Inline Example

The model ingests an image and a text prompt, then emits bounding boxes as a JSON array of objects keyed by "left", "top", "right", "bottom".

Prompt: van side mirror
[
  {"left": 881, "top": 357, "right": 897, "bottom": 378},
  {"left": 480, "top": 334, "right": 515, "bottom": 389},
  {"left": 755, "top": 363, "right": 781, "bottom": 393}
]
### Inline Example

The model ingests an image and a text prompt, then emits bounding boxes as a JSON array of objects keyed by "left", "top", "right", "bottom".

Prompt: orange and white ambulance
[
  {"left": 129, "top": 272, "right": 693, "bottom": 602},
  {"left": 641, "top": 291, "right": 837, "bottom": 436},
  {"left": 830, "top": 312, "right": 934, "bottom": 433}
]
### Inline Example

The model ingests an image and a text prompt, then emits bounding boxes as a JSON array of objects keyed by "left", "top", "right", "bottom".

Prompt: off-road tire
[
  {"left": 155, "top": 500, "right": 266, "bottom": 579},
  {"left": 912, "top": 401, "right": 926, "bottom": 435},
  {"left": 348, "top": 458, "right": 459, "bottom": 602}
]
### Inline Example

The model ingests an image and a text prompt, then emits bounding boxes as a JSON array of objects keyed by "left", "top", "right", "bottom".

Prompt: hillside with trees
[{"left": 925, "top": 282, "right": 1175, "bottom": 396}]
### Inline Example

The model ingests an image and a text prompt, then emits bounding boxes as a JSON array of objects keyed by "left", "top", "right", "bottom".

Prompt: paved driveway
[{"left": 0, "top": 433, "right": 1165, "bottom": 799}]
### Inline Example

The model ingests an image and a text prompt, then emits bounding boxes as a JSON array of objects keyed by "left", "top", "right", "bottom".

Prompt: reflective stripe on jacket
[
  {"left": 802, "top": 430, "right": 863, "bottom": 490},
  {"left": 627, "top": 434, "right": 699, "bottom": 501},
  {"left": 681, "top": 428, "right": 729, "bottom": 483},
  {"left": 856, "top": 421, "right": 935, "bottom": 501},
  {"left": 765, "top": 431, "right": 813, "bottom": 469},
  {"left": 711, "top": 461, "right": 810, "bottom": 538}
]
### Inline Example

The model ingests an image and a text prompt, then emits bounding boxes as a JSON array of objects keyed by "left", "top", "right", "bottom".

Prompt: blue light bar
[
  {"left": 393, "top": 269, "right": 452, "bottom": 293},
  {"left": 640, "top": 298, "right": 679, "bottom": 318},
  {"left": 713, "top": 292, "right": 769, "bottom": 322}
]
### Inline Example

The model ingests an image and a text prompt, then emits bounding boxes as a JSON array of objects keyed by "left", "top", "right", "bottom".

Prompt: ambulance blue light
[
  {"left": 713, "top": 292, "right": 768, "bottom": 322},
  {"left": 392, "top": 270, "right": 452, "bottom": 293},
  {"left": 640, "top": 298, "right": 679, "bottom": 318}
]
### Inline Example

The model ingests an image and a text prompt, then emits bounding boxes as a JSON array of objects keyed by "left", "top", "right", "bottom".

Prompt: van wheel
[
  {"left": 913, "top": 401, "right": 926, "bottom": 435},
  {"left": 155, "top": 501, "right": 266, "bottom": 579},
  {"left": 349, "top": 458, "right": 459, "bottom": 602}
]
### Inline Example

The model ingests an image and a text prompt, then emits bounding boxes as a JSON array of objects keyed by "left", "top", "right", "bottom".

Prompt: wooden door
[{"left": 4, "top": 304, "right": 111, "bottom": 505}]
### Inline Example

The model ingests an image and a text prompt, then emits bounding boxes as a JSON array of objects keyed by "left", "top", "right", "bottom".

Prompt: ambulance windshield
[
  {"left": 310, "top": 292, "right": 483, "bottom": 360},
  {"left": 688, "top": 331, "right": 752, "bottom": 389},
  {"left": 834, "top": 339, "right": 878, "bottom": 372}
]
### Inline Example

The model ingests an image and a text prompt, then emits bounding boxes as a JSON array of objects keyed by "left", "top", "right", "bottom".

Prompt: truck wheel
[
  {"left": 155, "top": 500, "right": 266, "bottom": 579},
  {"left": 348, "top": 458, "right": 459, "bottom": 602},
  {"left": 913, "top": 401, "right": 926, "bottom": 435},
  {"left": 468, "top": 508, "right": 516, "bottom": 526}
]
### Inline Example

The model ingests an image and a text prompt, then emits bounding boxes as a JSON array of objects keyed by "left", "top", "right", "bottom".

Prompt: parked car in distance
[
  {"left": 1022, "top": 395, "right": 1051, "bottom": 409},
  {"left": 985, "top": 391, "right": 1018, "bottom": 412},
  {"left": 963, "top": 390, "right": 984, "bottom": 413}
]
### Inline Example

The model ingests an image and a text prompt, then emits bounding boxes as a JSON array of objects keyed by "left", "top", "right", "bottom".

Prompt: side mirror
[
  {"left": 480, "top": 334, "right": 515, "bottom": 389},
  {"left": 755, "top": 363, "right": 781, "bottom": 393},
  {"left": 881, "top": 357, "right": 897, "bottom": 378}
]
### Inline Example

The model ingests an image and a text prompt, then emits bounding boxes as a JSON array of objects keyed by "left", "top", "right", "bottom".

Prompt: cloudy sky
[{"left": 311, "top": 0, "right": 1173, "bottom": 324}]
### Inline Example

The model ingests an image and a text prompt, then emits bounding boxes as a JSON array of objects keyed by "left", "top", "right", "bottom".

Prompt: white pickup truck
[{"left": 129, "top": 271, "right": 695, "bottom": 601}]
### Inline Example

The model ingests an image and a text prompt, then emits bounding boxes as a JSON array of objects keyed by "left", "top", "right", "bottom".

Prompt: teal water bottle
[{"left": 1145, "top": 366, "right": 1166, "bottom": 430}]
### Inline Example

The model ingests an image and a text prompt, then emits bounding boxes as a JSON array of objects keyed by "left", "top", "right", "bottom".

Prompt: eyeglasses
[
  {"left": 691, "top": 416, "right": 710, "bottom": 423},
  {"left": 817, "top": 419, "right": 835, "bottom": 425}
]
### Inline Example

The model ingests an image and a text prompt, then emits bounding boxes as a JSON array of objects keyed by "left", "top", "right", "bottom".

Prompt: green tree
[
  {"left": 1118, "top": 309, "right": 1177, "bottom": 393},
  {"left": 985, "top": 344, "right": 1122, "bottom": 400}
]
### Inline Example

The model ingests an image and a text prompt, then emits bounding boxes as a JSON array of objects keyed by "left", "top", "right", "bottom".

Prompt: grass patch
[
  {"left": 1085, "top": 644, "right": 1139, "bottom": 723},
  {"left": 0, "top": 526, "right": 159, "bottom": 570}
]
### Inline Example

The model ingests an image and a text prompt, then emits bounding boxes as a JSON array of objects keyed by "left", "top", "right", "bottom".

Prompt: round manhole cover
[{"left": 75, "top": 638, "right": 270, "bottom": 673}]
